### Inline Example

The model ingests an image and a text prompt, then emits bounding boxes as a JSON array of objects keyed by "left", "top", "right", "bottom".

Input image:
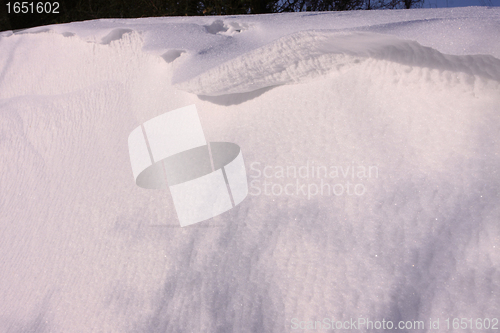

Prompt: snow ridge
[{"left": 173, "top": 31, "right": 500, "bottom": 96}]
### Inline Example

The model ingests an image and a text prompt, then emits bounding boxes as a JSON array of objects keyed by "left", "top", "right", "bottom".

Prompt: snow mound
[
  {"left": 174, "top": 30, "right": 500, "bottom": 96},
  {"left": 1, "top": 8, "right": 500, "bottom": 333},
  {"left": 101, "top": 28, "right": 134, "bottom": 44}
]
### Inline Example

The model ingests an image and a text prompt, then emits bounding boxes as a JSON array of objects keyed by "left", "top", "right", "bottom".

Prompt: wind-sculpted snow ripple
[{"left": 174, "top": 31, "right": 500, "bottom": 96}]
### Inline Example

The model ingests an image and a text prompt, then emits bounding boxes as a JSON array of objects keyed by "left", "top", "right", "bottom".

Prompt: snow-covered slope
[{"left": 0, "top": 7, "right": 499, "bottom": 332}]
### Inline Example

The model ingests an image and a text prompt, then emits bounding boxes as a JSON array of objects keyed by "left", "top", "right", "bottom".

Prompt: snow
[{"left": 1, "top": 7, "right": 499, "bottom": 332}]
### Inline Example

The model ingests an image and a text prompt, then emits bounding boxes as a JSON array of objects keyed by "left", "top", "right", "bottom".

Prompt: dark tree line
[{"left": 0, "top": 0, "right": 423, "bottom": 32}]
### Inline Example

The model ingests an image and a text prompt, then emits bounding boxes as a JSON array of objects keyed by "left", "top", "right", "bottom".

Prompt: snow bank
[
  {"left": 174, "top": 30, "right": 500, "bottom": 96},
  {"left": 0, "top": 7, "right": 499, "bottom": 333}
]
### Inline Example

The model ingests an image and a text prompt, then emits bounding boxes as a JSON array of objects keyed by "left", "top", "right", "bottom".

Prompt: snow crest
[{"left": 174, "top": 31, "right": 500, "bottom": 96}]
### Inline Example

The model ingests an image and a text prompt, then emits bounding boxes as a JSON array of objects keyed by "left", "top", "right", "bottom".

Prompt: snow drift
[
  {"left": 174, "top": 30, "right": 500, "bottom": 96},
  {"left": 0, "top": 7, "right": 499, "bottom": 333}
]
